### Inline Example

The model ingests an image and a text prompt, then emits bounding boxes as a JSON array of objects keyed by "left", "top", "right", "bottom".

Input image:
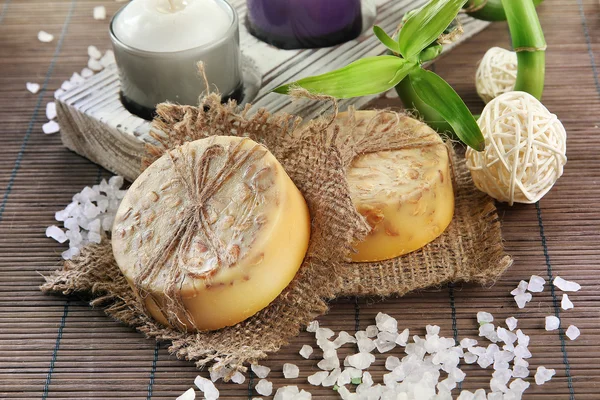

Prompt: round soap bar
[
  {"left": 112, "top": 136, "right": 310, "bottom": 331},
  {"left": 344, "top": 111, "right": 454, "bottom": 262}
]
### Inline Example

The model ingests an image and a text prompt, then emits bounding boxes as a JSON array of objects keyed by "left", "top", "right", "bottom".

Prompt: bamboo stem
[{"left": 464, "top": 0, "right": 543, "bottom": 21}]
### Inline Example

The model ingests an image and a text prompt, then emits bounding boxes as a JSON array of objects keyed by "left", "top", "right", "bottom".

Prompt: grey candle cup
[{"left": 109, "top": 0, "right": 243, "bottom": 118}]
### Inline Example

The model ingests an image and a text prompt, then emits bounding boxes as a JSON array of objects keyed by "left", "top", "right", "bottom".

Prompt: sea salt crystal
[
  {"left": 566, "top": 325, "right": 580, "bottom": 340},
  {"left": 463, "top": 352, "right": 478, "bottom": 364},
  {"left": 88, "top": 57, "right": 103, "bottom": 71},
  {"left": 514, "top": 345, "right": 532, "bottom": 359},
  {"left": 375, "top": 337, "right": 396, "bottom": 353},
  {"left": 306, "top": 321, "right": 319, "bottom": 332},
  {"left": 375, "top": 312, "right": 397, "bottom": 333},
  {"left": 194, "top": 376, "right": 219, "bottom": 400},
  {"left": 70, "top": 72, "right": 85, "bottom": 85},
  {"left": 477, "top": 354, "right": 493, "bottom": 369},
  {"left": 176, "top": 388, "right": 195, "bottom": 400},
  {"left": 321, "top": 368, "right": 340, "bottom": 387},
  {"left": 506, "top": 317, "right": 518, "bottom": 331},
  {"left": 516, "top": 330, "right": 530, "bottom": 347},
  {"left": 347, "top": 352, "right": 375, "bottom": 370},
  {"left": 395, "top": 328, "right": 409, "bottom": 346},
  {"left": 509, "top": 378, "right": 530, "bottom": 393},
  {"left": 511, "top": 280, "right": 528, "bottom": 296},
  {"left": 26, "top": 82, "right": 40, "bottom": 94},
  {"left": 457, "top": 391, "right": 475, "bottom": 400},
  {"left": 514, "top": 357, "right": 529, "bottom": 368},
  {"left": 317, "top": 355, "right": 339, "bottom": 371},
  {"left": 93, "top": 5, "right": 107, "bottom": 20},
  {"left": 333, "top": 331, "right": 357, "bottom": 348},
  {"left": 295, "top": 390, "right": 311, "bottom": 400},
  {"left": 527, "top": 275, "right": 546, "bottom": 292},
  {"left": 561, "top": 294, "right": 574, "bottom": 310},
  {"left": 283, "top": 363, "right": 299, "bottom": 379},
  {"left": 357, "top": 338, "right": 376, "bottom": 353},
  {"left": 46, "top": 225, "right": 68, "bottom": 243},
  {"left": 46, "top": 102, "right": 57, "bottom": 120},
  {"left": 460, "top": 338, "right": 477, "bottom": 348},
  {"left": 366, "top": 325, "right": 378, "bottom": 338},
  {"left": 274, "top": 386, "right": 299, "bottom": 400},
  {"left": 512, "top": 365, "right": 529, "bottom": 378},
  {"left": 209, "top": 367, "right": 230, "bottom": 382},
  {"left": 87, "top": 45, "right": 102, "bottom": 60},
  {"left": 100, "top": 50, "right": 116, "bottom": 67},
  {"left": 255, "top": 379, "right": 273, "bottom": 396},
  {"left": 385, "top": 356, "right": 400, "bottom": 371},
  {"left": 315, "top": 327, "right": 335, "bottom": 340},
  {"left": 230, "top": 371, "right": 245, "bottom": 384},
  {"left": 88, "top": 231, "right": 102, "bottom": 244},
  {"left": 38, "top": 31, "right": 54, "bottom": 42},
  {"left": 299, "top": 344, "right": 313, "bottom": 359},
  {"left": 477, "top": 312, "right": 494, "bottom": 324},
  {"left": 497, "top": 327, "right": 517, "bottom": 346},
  {"left": 81, "top": 67, "right": 94, "bottom": 78},
  {"left": 108, "top": 175, "right": 124, "bottom": 188},
  {"left": 42, "top": 120, "right": 60, "bottom": 134},
  {"left": 307, "top": 371, "right": 328, "bottom": 386},
  {"left": 545, "top": 315, "right": 560, "bottom": 331},
  {"left": 487, "top": 393, "right": 503, "bottom": 400},
  {"left": 534, "top": 366, "right": 555, "bottom": 385},
  {"left": 336, "top": 369, "right": 351, "bottom": 386},
  {"left": 250, "top": 364, "right": 270, "bottom": 379},
  {"left": 102, "top": 215, "right": 115, "bottom": 231},
  {"left": 54, "top": 88, "right": 65, "bottom": 98},
  {"left": 514, "top": 292, "right": 532, "bottom": 309},
  {"left": 553, "top": 276, "right": 581, "bottom": 292},
  {"left": 61, "top": 246, "right": 80, "bottom": 260},
  {"left": 478, "top": 323, "right": 494, "bottom": 336},
  {"left": 61, "top": 80, "right": 74, "bottom": 91}
]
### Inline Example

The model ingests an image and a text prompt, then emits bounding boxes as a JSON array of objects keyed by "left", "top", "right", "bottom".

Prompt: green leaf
[
  {"left": 409, "top": 68, "right": 484, "bottom": 151},
  {"left": 398, "top": 0, "right": 468, "bottom": 60},
  {"left": 373, "top": 25, "right": 401, "bottom": 54},
  {"left": 273, "top": 56, "right": 417, "bottom": 99}
]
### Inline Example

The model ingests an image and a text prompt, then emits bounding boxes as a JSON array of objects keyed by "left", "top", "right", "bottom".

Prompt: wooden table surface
[{"left": 0, "top": 0, "right": 599, "bottom": 399}]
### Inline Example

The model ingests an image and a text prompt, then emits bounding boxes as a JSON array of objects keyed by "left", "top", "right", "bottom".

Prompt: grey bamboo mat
[{"left": 1, "top": 0, "right": 599, "bottom": 399}]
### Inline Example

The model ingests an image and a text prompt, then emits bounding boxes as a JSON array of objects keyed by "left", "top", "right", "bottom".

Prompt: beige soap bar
[
  {"left": 344, "top": 111, "right": 454, "bottom": 262},
  {"left": 112, "top": 136, "right": 310, "bottom": 331}
]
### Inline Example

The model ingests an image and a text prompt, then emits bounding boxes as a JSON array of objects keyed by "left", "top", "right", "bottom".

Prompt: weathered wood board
[{"left": 57, "top": 0, "right": 489, "bottom": 181}]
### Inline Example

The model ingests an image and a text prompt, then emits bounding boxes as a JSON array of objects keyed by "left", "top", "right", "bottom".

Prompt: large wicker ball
[
  {"left": 475, "top": 47, "right": 518, "bottom": 104},
  {"left": 466, "top": 91, "right": 567, "bottom": 205}
]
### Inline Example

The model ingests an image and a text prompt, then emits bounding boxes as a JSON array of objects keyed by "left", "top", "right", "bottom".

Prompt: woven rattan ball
[
  {"left": 475, "top": 47, "right": 518, "bottom": 104},
  {"left": 466, "top": 91, "right": 567, "bottom": 205}
]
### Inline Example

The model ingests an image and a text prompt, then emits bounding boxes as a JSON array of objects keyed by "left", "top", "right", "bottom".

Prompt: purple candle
[{"left": 246, "top": 0, "right": 363, "bottom": 49}]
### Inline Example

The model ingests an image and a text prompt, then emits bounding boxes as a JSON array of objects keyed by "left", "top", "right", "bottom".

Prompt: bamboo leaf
[
  {"left": 399, "top": 0, "right": 468, "bottom": 60},
  {"left": 409, "top": 68, "right": 484, "bottom": 151},
  {"left": 373, "top": 25, "right": 401, "bottom": 54},
  {"left": 273, "top": 56, "right": 417, "bottom": 99}
]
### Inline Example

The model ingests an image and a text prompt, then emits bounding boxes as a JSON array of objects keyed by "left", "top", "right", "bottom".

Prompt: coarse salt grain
[
  {"left": 176, "top": 388, "right": 195, "bottom": 400},
  {"left": 283, "top": 363, "right": 299, "bottom": 379},
  {"left": 534, "top": 366, "right": 555, "bottom": 385},
  {"left": 527, "top": 274, "right": 546, "bottom": 292},
  {"left": 230, "top": 371, "right": 245, "bottom": 384},
  {"left": 307, "top": 371, "right": 328, "bottom": 386},
  {"left": 561, "top": 294, "right": 574, "bottom": 310},
  {"left": 255, "top": 379, "right": 273, "bottom": 396},
  {"left": 545, "top": 315, "right": 560, "bottom": 331},
  {"left": 38, "top": 31, "right": 54, "bottom": 42},
  {"left": 505, "top": 317, "right": 518, "bottom": 331},
  {"left": 26, "top": 82, "right": 40, "bottom": 94},
  {"left": 511, "top": 280, "right": 528, "bottom": 296},
  {"left": 566, "top": 325, "right": 580, "bottom": 340},
  {"left": 306, "top": 321, "right": 318, "bottom": 332},
  {"left": 273, "top": 385, "right": 299, "bottom": 400},
  {"left": 88, "top": 57, "right": 103, "bottom": 71},
  {"left": 46, "top": 225, "right": 67, "bottom": 243},
  {"left": 81, "top": 67, "right": 94, "bottom": 78},
  {"left": 194, "top": 376, "right": 219, "bottom": 400},
  {"left": 553, "top": 276, "right": 581, "bottom": 292},
  {"left": 477, "top": 311, "right": 494, "bottom": 324},
  {"left": 88, "top": 45, "right": 102, "bottom": 60},
  {"left": 514, "top": 292, "right": 532, "bottom": 309},
  {"left": 251, "top": 364, "right": 270, "bottom": 379},
  {"left": 375, "top": 312, "right": 397, "bottom": 333},
  {"left": 100, "top": 50, "right": 116, "bottom": 67},
  {"left": 46, "top": 102, "right": 57, "bottom": 120},
  {"left": 299, "top": 344, "right": 313, "bottom": 359},
  {"left": 43, "top": 120, "right": 60, "bottom": 134},
  {"left": 395, "top": 328, "right": 409, "bottom": 346},
  {"left": 93, "top": 5, "right": 107, "bottom": 20}
]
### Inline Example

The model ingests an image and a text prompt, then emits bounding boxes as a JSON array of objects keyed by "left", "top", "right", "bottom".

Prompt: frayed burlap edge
[{"left": 41, "top": 94, "right": 512, "bottom": 371}]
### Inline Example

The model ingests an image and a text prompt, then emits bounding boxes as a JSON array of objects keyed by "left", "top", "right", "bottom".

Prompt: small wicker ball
[
  {"left": 475, "top": 47, "right": 518, "bottom": 104},
  {"left": 466, "top": 91, "right": 567, "bottom": 205}
]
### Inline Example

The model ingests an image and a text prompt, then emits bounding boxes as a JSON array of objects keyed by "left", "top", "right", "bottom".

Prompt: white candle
[
  {"left": 110, "top": 0, "right": 243, "bottom": 119},
  {"left": 113, "top": 0, "right": 232, "bottom": 52}
]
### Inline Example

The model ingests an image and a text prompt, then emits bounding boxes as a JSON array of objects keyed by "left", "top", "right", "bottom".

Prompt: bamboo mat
[{"left": 0, "top": 0, "right": 599, "bottom": 399}]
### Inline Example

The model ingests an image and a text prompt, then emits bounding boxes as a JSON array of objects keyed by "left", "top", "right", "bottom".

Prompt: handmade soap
[
  {"left": 344, "top": 111, "right": 454, "bottom": 262},
  {"left": 112, "top": 136, "right": 310, "bottom": 331}
]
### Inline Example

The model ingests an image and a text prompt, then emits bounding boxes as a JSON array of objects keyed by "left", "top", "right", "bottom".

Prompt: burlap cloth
[{"left": 41, "top": 94, "right": 512, "bottom": 371}]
